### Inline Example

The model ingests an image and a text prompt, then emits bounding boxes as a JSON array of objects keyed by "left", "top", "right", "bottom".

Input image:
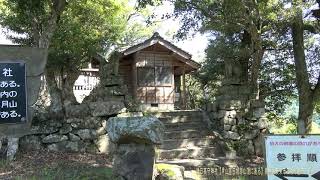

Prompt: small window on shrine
[
  {"left": 155, "top": 66, "right": 172, "bottom": 86},
  {"left": 137, "top": 67, "right": 155, "bottom": 86}
]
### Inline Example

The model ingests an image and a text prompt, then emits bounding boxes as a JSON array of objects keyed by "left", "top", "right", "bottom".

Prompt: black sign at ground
[{"left": 0, "top": 62, "right": 27, "bottom": 123}]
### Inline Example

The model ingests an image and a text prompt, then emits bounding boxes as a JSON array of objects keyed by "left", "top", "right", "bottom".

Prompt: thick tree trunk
[
  {"left": 291, "top": 0, "right": 316, "bottom": 133},
  {"left": 62, "top": 70, "right": 80, "bottom": 106},
  {"left": 46, "top": 69, "right": 64, "bottom": 118},
  {"left": 35, "top": 0, "right": 67, "bottom": 116}
]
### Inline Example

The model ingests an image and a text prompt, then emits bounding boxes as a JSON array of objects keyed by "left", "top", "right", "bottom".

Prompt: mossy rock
[{"left": 154, "top": 163, "right": 184, "bottom": 180}]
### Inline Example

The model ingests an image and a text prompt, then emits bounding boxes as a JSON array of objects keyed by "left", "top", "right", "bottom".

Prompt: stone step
[
  {"left": 156, "top": 158, "right": 239, "bottom": 170},
  {"left": 158, "top": 116, "right": 202, "bottom": 123},
  {"left": 156, "top": 158, "right": 221, "bottom": 170},
  {"left": 150, "top": 110, "right": 203, "bottom": 118},
  {"left": 160, "top": 138, "right": 215, "bottom": 149},
  {"left": 164, "top": 122, "right": 207, "bottom": 131},
  {"left": 165, "top": 130, "right": 209, "bottom": 139},
  {"left": 158, "top": 147, "right": 224, "bottom": 160}
]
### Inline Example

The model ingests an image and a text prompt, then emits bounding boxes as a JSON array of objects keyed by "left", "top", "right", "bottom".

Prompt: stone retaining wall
[
  {"left": 20, "top": 101, "right": 126, "bottom": 154},
  {"left": 205, "top": 84, "right": 268, "bottom": 156}
]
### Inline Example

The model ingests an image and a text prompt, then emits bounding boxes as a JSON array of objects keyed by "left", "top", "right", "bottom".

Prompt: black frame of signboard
[{"left": 0, "top": 60, "right": 27, "bottom": 124}]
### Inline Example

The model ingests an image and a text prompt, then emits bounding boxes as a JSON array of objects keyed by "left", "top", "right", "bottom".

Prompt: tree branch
[
  {"left": 303, "top": 23, "right": 319, "bottom": 33},
  {"left": 38, "top": 0, "right": 67, "bottom": 48}
]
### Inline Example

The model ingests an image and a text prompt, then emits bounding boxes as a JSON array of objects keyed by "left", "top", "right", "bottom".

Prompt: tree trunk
[
  {"left": 35, "top": 0, "right": 67, "bottom": 116},
  {"left": 46, "top": 69, "right": 64, "bottom": 118},
  {"left": 62, "top": 70, "right": 81, "bottom": 106},
  {"left": 291, "top": 0, "right": 315, "bottom": 133},
  {"left": 247, "top": 24, "right": 265, "bottom": 100}
]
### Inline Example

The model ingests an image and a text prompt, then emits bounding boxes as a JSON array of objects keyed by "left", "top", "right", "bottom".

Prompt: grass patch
[{"left": 17, "top": 165, "right": 118, "bottom": 180}]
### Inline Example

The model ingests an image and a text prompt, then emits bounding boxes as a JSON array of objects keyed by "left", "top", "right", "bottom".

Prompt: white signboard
[{"left": 265, "top": 135, "right": 320, "bottom": 180}]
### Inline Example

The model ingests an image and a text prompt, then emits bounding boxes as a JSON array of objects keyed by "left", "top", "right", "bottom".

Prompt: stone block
[
  {"left": 113, "top": 143, "right": 155, "bottom": 180},
  {"left": 6, "top": 137, "right": 19, "bottom": 161},
  {"left": 59, "top": 124, "right": 72, "bottom": 134},
  {"left": 247, "top": 140, "right": 255, "bottom": 155},
  {"left": 89, "top": 101, "right": 126, "bottom": 117},
  {"left": 257, "top": 118, "right": 268, "bottom": 129},
  {"left": 237, "top": 118, "right": 246, "bottom": 125},
  {"left": 226, "top": 110, "right": 237, "bottom": 119},
  {"left": 222, "top": 116, "right": 237, "bottom": 125},
  {"left": 117, "top": 112, "right": 144, "bottom": 117},
  {"left": 19, "top": 135, "right": 42, "bottom": 151},
  {"left": 253, "top": 108, "right": 265, "bottom": 118},
  {"left": 224, "top": 125, "right": 231, "bottom": 131},
  {"left": 244, "top": 129, "right": 259, "bottom": 140},
  {"left": 253, "top": 133, "right": 265, "bottom": 157},
  {"left": 155, "top": 164, "right": 185, "bottom": 180},
  {"left": 96, "top": 126, "right": 107, "bottom": 136},
  {"left": 68, "top": 133, "right": 81, "bottom": 141},
  {"left": 217, "top": 110, "right": 226, "bottom": 119},
  {"left": 231, "top": 126, "right": 237, "bottom": 132},
  {"left": 42, "top": 134, "right": 68, "bottom": 143},
  {"left": 218, "top": 100, "right": 242, "bottom": 110},
  {"left": 223, "top": 131, "right": 240, "bottom": 140},
  {"left": 95, "top": 134, "right": 115, "bottom": 155},
  {"left": 65, "top": 104, "right": 91, "bottom": 118},
  {"left": 74, "top": 129, "right": 97, "bottom": 140},
  {"left": 47, "top": 141, "right": 86, "bottom": 152},
  {"left": 107, "top": 117, "right": 165, "bottom": 145},
  {"left": 29, "top": 125, "right": 59, "bottom": 135},
  {"left": 66, "top": 117, "right": 102, "bottom": 129}
]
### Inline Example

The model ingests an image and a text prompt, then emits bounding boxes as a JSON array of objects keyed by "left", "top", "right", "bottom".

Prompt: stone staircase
[{"left": 149, "top": 110, "right": 226, "bottom": 170}]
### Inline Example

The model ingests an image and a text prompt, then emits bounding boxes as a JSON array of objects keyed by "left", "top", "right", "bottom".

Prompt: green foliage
[
  {"left": 0, "top": 0, "right": 155, "bottom": 71},
  {"left": 185, "top": 73, "right": 219, "bottom": 109},
  {"left": 48, "top": 0, "right": 130, "bottom": 70},
  {"left": 266, "top": 109, "right": 298, "bottom": 134},
  {"left": 0, "top": 0, "right": 53, "bottom": 45}
]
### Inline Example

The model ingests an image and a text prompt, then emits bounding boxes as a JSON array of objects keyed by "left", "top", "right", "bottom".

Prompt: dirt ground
[{"left": 0, "top": 149, "right": 115, "bottom": 180}]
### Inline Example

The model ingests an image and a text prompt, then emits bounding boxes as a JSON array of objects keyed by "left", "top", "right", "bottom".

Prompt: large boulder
[
  {"left": 107, "top": 117, "right": 165, "bottom": 145},
  {"left": 113, "top": 143, "right": 155, "bottom": 180},
  {"left": 89, "top": 101, "right": 126, "bottom": 117}
]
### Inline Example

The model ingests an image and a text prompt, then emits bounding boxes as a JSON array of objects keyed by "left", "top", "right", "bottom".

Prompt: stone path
[
  {"left": 150, "top": 111, "right": 226, "bottom": 169},
  {"left": 151, "top": 110, "right": 265, "bottom": 179}
]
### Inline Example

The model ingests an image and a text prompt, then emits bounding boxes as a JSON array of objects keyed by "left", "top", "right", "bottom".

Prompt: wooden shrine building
[{"left": 119, "top": 33, "right": 201, "bottom": 110}]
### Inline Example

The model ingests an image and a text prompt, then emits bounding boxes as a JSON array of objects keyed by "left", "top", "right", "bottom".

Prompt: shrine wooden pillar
[{"left": 182, "top": 65, "right": 186, "bottom": 109}]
